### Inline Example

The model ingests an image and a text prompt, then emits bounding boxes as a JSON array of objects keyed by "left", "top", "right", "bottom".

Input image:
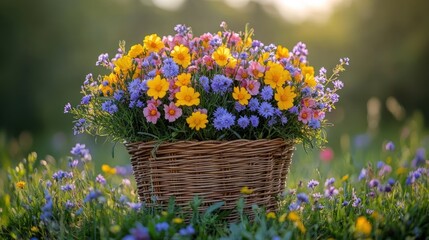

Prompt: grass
[{"left": 1, "top": 116, "right": 429, "bottom": 239}]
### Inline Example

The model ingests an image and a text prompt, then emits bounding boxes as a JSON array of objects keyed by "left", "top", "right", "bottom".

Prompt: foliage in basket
[{"left": 65, "top": 22, "right": 348, "bottom": 147}]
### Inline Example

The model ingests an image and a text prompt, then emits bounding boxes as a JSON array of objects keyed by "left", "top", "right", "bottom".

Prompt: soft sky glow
[{"left": 151, "top": 0, "right": 186, "bottom": 11}]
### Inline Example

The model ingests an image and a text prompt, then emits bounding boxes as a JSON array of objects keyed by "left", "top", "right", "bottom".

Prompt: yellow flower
[
  {"left": 266, "top": 212, "right": 276, "bottom": 220},
  {"left": 355, "top": 216, "right": 372, "bottom": 237},
  {"left": 102, "top": 164, "right": 117, "bottom": 175},
  {"left": 172, "top": 217, "right": 184, "bottom": 224},
  {"left": 186, "top": 112, "right": 208, "bottom": 131},
  {"left": 278, "top": 213, "right": 287, "bottom": 223},
  {"left": 232, "top": 87, "right": 251, "bottom": 106},
  {"left": 276, "top": 45, "right": 289, "bottom": 59},
  {"left": 171, "top": 45, "right": 191, "bottom": 68},
  {"left": 226, "top": 57, "right": 238, "bottom": 69},
  {"left": 288, "top": 211, "right": 300, "bottom": 222},
  {"left": 304, "top": 74, "right": 317, "bottom": 88},
  {"left": 128, "top": 44, "right": 144, "bottom": 58},
  {"left": 175, "top": 86, "right": 200, "bottom": 106},
  {"left": 258, "top": 52, "right": 270, "bottom": 65},
  {"left": 341, "top": 174, "right": 349, "bottom": 182},
  {"left": 161, "top": 211, "right": 168, "bottom": 216},
  {"left": 109, "top": 225, "right": 121, "bottom": 234},
  {"left": 143, "top": 34, "right": 165, "bottom": 53},
  {"left": 295, "top": 220, "right": 306, "bottom": 234},
  {"left": 240, "top": 186, "right": 254, "bottom": 195},
  {"left": 147, "top": 75, "right": 169, "bottom": 100},
  {"left": 16, "top": 181, "right": 25, "bottom": 189},
  {"left": 301, "top": 66, "right": 315, "bottom": 77},
  {"left": 31, "top": 226, "right": 39, "bottom": 233},
  {"left": 396, "top": 167, "right": 407, "bottom": 175},
  {"left": 99, "top": 84, "right": 113, "bottom": 96},
  {"left": 114, "top": 55, "right": 133, "bottom": 73},
  {"left": 264, "top": 63, "right": 291, "bottom": 88},
  {"left": 212, "top": 45, "right": 231, "bottom": 67},
  {"left": 175, "top": 73, "right": 191, "bottom": 87},
  {"left": 371, "top": 211, "right": 384, "bottom": 222},
  {"left": 274, "top": 86, "right": 296, "bottom": 110}
]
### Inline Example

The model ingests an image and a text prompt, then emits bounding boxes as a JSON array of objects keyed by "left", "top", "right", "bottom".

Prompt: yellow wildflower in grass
[
  {"left": 304, "top": 74, "right": 317, "bottom": 88},
  {"left": 396, "top": 167, "right": 407, "bottom": 175},
  {"left": 287, "top": 211, "right": 300, "bottom": 222},
  {"left": 258, "top": 52, "right": 270, "bottom": 66},
  {"left": 186, "top": 112, "right": 208, "bottom": 131},
  {"left": 341, "top": 174, "right": 349, "bottom": 182},
  {"left": 264, "top": 63, "right": 291, "bottom": 88},
  {"left": 212, "top": 45, "right": 231, "bottom": 67},
  {"left": 143, "top": 34, "right": 165, "bottom": 53},
  {"left": 128, "top": 44, "right": 144, "bottom": 58},
  {"left": 301, "top": 65, "right": 314, "bottom": 77},
  {"left": 274, "top": 86, "right": 296, "bottom": 110},
  {"left": 355, "top": 216, "right": 372, "bottom": 237},
  {"left": 171, "top": 45, "right": 191, "bottom": 68},
  {"left": 109, "top": 225, "right": 121, "bottom": 234},
  {"left": 226, "top": 57, "right": 238, "bottom": 69},
  {"left": 114, "top": 55, "right": 134, "bottom": 73},
  {"left": 296, "top": 220, "right": 306, "bottom": 234},
  {"left": 276, "top": 45, "right": 289, "bottom": 59},
  {"left": 278, "top": 213, "right": 287, "bottom": 223},
  {"left": 102, "top": 164, "right": 117, "bottom": 175},
  {"left": 99, "top": 83, "right": 113, "bottom": 96},
  {"left": 16, "top": 181, "right": 25, "bottom": 189},
  {"left": 172, "top": 217, "right": 184, "bottom": 224},
  {"left": 147, "top": 75, "right": 169, "bottom": 100},
  {"left": 240, "top": 186, "right": 254, "bottom": 195},
  {"left": 232, "top": 87, "right": 251, "bottom": 106},
  {"left": 371, "top": 211, "right": 384, "bottom": 222},
  {"left": 31, "top": 226, "right": 39, "bottom": 233},
  {"left": 161, "top": 211, "right": 168, "bottom": 216},
  {"left": 266, "top": 212, "right": 276, "bottom": 220},
  {"left": 175, "top": 86, "right": 200, "bottom": 106},
  {"left": 175, "top": 73, "right": 191, "bottom": 87}
]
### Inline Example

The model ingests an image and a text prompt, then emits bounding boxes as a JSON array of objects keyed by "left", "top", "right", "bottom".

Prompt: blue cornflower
[
  {"left": 64, "top": 103, "right": 72, "bottom": 113},
  {"left": 412, "top": 148, "right": 426, "bottom": 168},
  {"left": 309, "top": 119, "right": 321, "bottom": 129},
  {"left": 70, "top": 143, "right": 91, "bottom": 160},
  {"left": 324, "top": 177, "right": 335, "bottom": 187},
  {"left": 248, "top": 98, "right": 259, "bottom": 111},
  {"left": 84, "top": 190, "right": 102, "bottom": 203},
  {"left": 258, "top": 102, "right": 274, "bottom": 118},
  {"left": 387, "top": 178, "right": 396, "bottom": 186},
  {"left": 155, "top": 222, "right": 169, "bottom": 232},
  {"left": 297, "top": 193, "right": 309, "bottom": 204},
  {"left": 235, "top": 102, "right": 246, "bottom": 112},
  {"left": 377, "top": 161, "right": 385, "bottom": 169},
  {"left": 260, "top": 86, "right": 273, "bottom": 100},
  {"left": 81, "top": 95, "right": 91, "bottom": 105},
  {"left": 307, "top": 179, "right": 319, "bottom": 189},
  {"left": 127, "top": 202, "right": 143, "bottom": 211},
  {"left": 289, "top": 106, "right": 299, "bottom": 115},
  {"left": 237, "top": 116, "right": 250, "bottom": 129},
  {"left": 174, "top": 24, "right": 190, "bottom": 36},
  {"left": 358, "top": 168, "right": 367, "bottom": 181},
  {"left": 128, "top": 79, "right": 144, "bottom": 101},
  {"left": 46, "top": 180, "right": 52, "bottom": 188},
  {"left": 301, "top": 87, "right": 311, "bottom": 97},
  {"left": 96, "top": 174, "right": 106, "bottom": 185},
  {"left": 102, "top": 100, "right": 118, "bottom": 114},
  {"left": 288, "top": 202, "right": 300, "bottom": 211},
  {"left": 199, "top": 76, "right": 210, "bottom": 92},
  {"left": 385, "top": 141, "right": 395, "bottom": 151},
  {"left": 213, "top": 111, "right": 235, "bottom": 130},
  {"left": 65, "top": 200, "right": 75, "bottom": 210},
  {"left": 368, "top": 179, "right": 380, "bottom": 188},
  {"left": 162, "top": 58, "right": 179, "bottom": 78},
  {"left": 211, "top": 74, "right": 233, "bottom": 93},
  {"left": 41, "top": 190, "right": 53, "bottom": 223},
  {"left": 60, "top": 184, "right": 75, "bottom": 191},
  {"left": 209, "top": 36, "right": 222, "bottom": 47},
  {"left": 73, "top": 118, "right": 86, "bottom": 135},
  {"left": 179, "top": 225, "right": 195, "bottom": 236},
  {"left": 249, "top": 115, "right": 259, "bottom": 127},
  {"left": 114, "top": 90, "right": 124, "bottom": 102},
  {"left": 214, "top": 107, "right": 228, "bottom": 118},
  {"left": 239, "top": 52, "right": 248, "bottom": 60},
  {"left": 53, "top": 170, "right": 73, "bottom": 181},
  {"left": 342, "top": 201, "right": 349, "bottom": 207},
  {"left": 123, "top": 222, "right": 150, "bottom": 240}
]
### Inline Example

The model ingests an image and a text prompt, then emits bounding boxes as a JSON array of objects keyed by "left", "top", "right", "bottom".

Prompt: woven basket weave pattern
[{"left": 126, "top": 139, "right": 294, "bottom": 218}]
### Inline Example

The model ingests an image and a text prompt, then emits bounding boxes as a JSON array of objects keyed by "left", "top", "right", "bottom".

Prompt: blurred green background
[{"left": 1, "top": 0, "right": 428, "bottom": 166}]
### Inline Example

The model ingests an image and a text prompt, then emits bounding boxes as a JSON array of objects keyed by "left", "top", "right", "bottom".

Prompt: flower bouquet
[{"left": 66, "top": 22, "right": 348, "bottom": 218}]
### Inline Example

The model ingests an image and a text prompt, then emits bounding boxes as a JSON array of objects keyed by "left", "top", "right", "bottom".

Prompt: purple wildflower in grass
[
  {"left": 96, "top": 53, "right": 109, "bottom": 66},
  {"left": 301, "top": 87, "right": 311, "bottom": 97},
  {"left": 81, "top": 95, "right": 91, "bottom": 105},
  {"left": 352, "top": 198, "right": 361, "bottom": 208},
  {"left": 64, "top": 103, "right": 72, "bottom": 113},
  {"left": 199, "top": 76, "right": 210, "bottom": 92},
  {"left": 288, "top": 202, "right": 300, "bottom": 211},
  {"left": 379, "top": 164, "right": 392, "bottom": 177},
  {"left": 252, "top": 40, "right": 263, "bottom": 48},
  {"left": 114, "top": 90, "right": 125, "bottom": 102},
  {"left": 70, "top": 143, "right": 91, "bottom": 161},
  {"left": 60, "top": 183, "right": 76, "bottom": 191},
  {"left": 258, "top": 102, "right": 274, "bottom": 119},
  {"left": 249, "top": 115, "right": 259, "bottom": 127},
  {"left": 211, "top": 74, "right": 233, "bottom": 93},
  {"left": 377, "top": 161, "right": 384, "bottom": 169},
  {"left": 69, "top": 159, "right": 79, "bottom": 168},
  {"left": 162, "top": 58, "right": 179, "bottom": 78},
  {"left": 102, "top": 100, "right": 118, "bottom": 114},
  {"left": 210, "top": 36, "right": 222, "bottom": 47},
  {"left": 369, "top": 179, "right": 380, "bottom": 188},
  {"left": 235, "top": 102, "right": 246, "bottom": 112},
  {"left": 127, "top": 202, "right": 143, "bottom": 211},
  {"left": 119, "top": 195, "right": 128, "bottom": 204},
  {"left": 96, "top": 174, "right": 106, "bottom": 185},
  {"left": 239, "top": 52, "right": 248, "bottom": 60},
  {"left": 309, "top": 119, "right": 321, "bottom": 129},
  {"left": 297, "top": 193, "right": 309, "bottom": 204},
  {"left": 342, "top": 201, "right": 349, "bottom": 207},
  {"left": 41, "top": 190, "right": 53, "bottom": 223},
  {"left": 388, "top": 178, "right": 396, "bottom": 186},
  {"left": 155, "top": 222, "right": 170, "bottom": 232},
  {"left": 84, "top": 190, "right": 102, "bottom": 203},
  {"left": 368, "top": 191, "right": 376, "bottom": 198},
  {"left": 333, "top": 80, "right": 344, "bottom": 90},
  {"left": 174, "top": 24, "right": 190, "bottom": 36},
  {"left": 289, "top": 106, "right": 299, "bottom": 115},
  {"left": 53, "top": 170, "right": 73, "bottom": 181},
  {"left": 412, "top": 148, "right": 426, "bottom": 168},
  {"left": 324, "top": 186, "right": 339, "bottom": 199},
  {"left": 260, "top": 86, "right": 273, "bottom": 100},
  {"left": 237, "top": 116, "right": 250, "bottom": 129},
  {"left": 358, "top": 168, "right": 367, "bottom": 181},
  {"left": 179, "top": 225, "right": 195, "bottom": 236},
  {"left": 248, "top": 98, "right": 259, "bottom": 111},
  {"left": 46, "top": 180, "right": 52, "bottom": 188},
  {"left": 380, "top": 184, "right": 392, "bottom": 193},
  {"left": 292, "top": 42, "right": 308, "bottom": 57},
  {"left": 65, "top": 200, "right": 75, "bottom": 210},
  {"left": 122, "top": 178, "right": 131, "bottom": 186},
  {"left": 324, "top": 178, "right": 335, "bottom": 187},
  {"left": 123, "top": 222, "right": 150, "bottom": 240},
  {"left": 307, "top": 179, "right": 319, "bottom": 189},
  {"left": 213, "top": 111, "right": 235, "bottom": 130},
  {"left": 340, "top": 57, "right": 350, "bottom": 65},
  {"left": 280, "top": 116, "right": 288, "bottom": 125},
  {"left": 272, "top": 236, "right": 281, "bottom": 240},
  {"left": 84, "top": 73, "right": 92, "bottom": 85},
  {"left": 312, "top": 192, "right": 323, "bottom": 200},
  {"left": 73, "top": 118, "right": 86, "bottom": 135},
  {"left": 366, "top": 209, "right": 374, "bottom": 215}
]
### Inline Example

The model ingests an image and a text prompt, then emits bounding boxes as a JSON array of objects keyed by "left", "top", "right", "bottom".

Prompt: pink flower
[
  {"left": 147, "top": 99, "right": 162, "bottom": 107},
  {"left": 143, "top": 103, "right": 160, "bottom": 124},
  {"left": 247, "top": 61, "right": 265, "bottom": 78},
  {"left": 298, "top": 107, "right": 312, "bottom": 124},
  {"left": 163, "top": 102, "right": 182, "bottom": 122},
  {"left": 302, "top": 98, "right": 316, "bottom": 108},
  {"left": 313, "top": 110, "right": 325, "bottom": 120},
  {"left": 202, "top": 55, "right": 214, "bottom": 70},
  {"left": 244, "top": 79, "right": 260, "bottom": 96},
  {"left": 235, "top": 67, "right": 249, "bottom": 81},
  {"left": 319, "top": 147, "right": 334, "bottom": 162}
]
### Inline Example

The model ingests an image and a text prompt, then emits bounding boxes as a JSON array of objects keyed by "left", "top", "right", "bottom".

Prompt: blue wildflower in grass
[
  {"left": 213, "top": 111, "right": 236, "bottom": 130},
  {"left": 119, "top": 195, "right": 128, "bottom": 204},
  {"left": 248, "top": 98, "right": 259, "bottom": 111},
  {"left": 123, "top": 222, "right": 150, "bottom": 240},
  {"left": 211, "top": 74, "right": 233, "bottom": 93},
  {"left": 249, "top": 115, "right": 259, "bottom": 127},
  {"left": 342, "top": 201, "right": 349, "bottom": 207},
  {"left": 84, "top": 73, "right": 92, "bottom": 85},
  {"left": 46, "top": 180, "right": 52, "bottom": 188},
  {"left": 239, "top": 52, "right": 248, "bottom": 60},
  {"left": 258, "top": 102, "right": 274, "bottom": 119},
  {"left": 307, "top": 179, "right": 319, "bottom": 189},
  {"left": 214, "top": 107, "right": 228, "bottom": 118},
  {"left": 84, "top": 189, "right": 102, "bottom": 203},
  {"left": 199, "top": 76, "right": 210, "bottom": 92},
  {"left": 127, "top": 202, "right": 143, "bottom": 211},
  {"left": 272, "top": 236, "right": 281, "bottom": 240},
  {"left": 114, "top": 90, "right": 125, "bottom": 102},
  {"left": 388, "top": 178, "right": 396, "bottom": 186},
  {"left": 237, "top": 116, "right": 250, "bottom": 129},
  {"left": 301, "top": 87, "right": 311, "bottom": 97},
  {"left": 235, "top": 102, "right": 246, "bottom": 112},
  {"left": 297, "top": 193, "right": 309, "bottom": 204},
  {"left": 70, "top": 143, "right": 91, "bottom": 161},
  {"left": 53, "top": 170, "right": 73, "bottom": 181},
  {"left": 41, "top": 190, "right": 53, "bottom": 223},
  {"left": 369, "top": 179, "right": 380, "bottom": 188},
  {"left": 128, "top": 79, "right": 145, "bottom": 102},
  {"left": 64, "top": 103, "right": 72, "bottom": 113},
  {"left": 179, "top": 225, "right": 195, "bottom": 236},
  {"left": 96, "top": 174, "right": 106, "bottom": 185},
  {"left": 260, "top": 86, "right": 273, "bottom": 100},
  {"left": 209, "top": 36, "right": 222, "bottom": 47},
  {"left": 324, "top": 186, "right": 339, "bottom": 199},
  {"left": 324, "top": 177, "right": 335, "bottom": 187},
  {"left": 280, "top": 116, "right": 288, "bottom": 125},
  {"left": 288, "top": 202, "right": 300, "bottom": 211},
  {"left": 155, "top": 222, "right": 169, "bottom": 232},
  {"left": 377, "top": 161, "right": 384, "bottom": 169},
  {"left": 174, "top": 24, "right": 190, "bottom": 36},
  {"left": 380, "top": 184, "right": 392, "bottom": 193},
  {"left": 81, "top": 95, "right": 91, "bottom": 105},
  {"left": 309, "top": 119, "right": 321, "bottom": 129},
  {"left": 73, "top": 118, "right": 86, "bottom": 135},
  {"left": 385, "top": 141, "right": 395, "bottom": 151},
  {"left": 96, "top": 53, "right": 109, "bottom": 66},
  {"left": 60, "top": 183, "right": 76, "bottom": 191},
  {"left": 412, "top": 148, "right": 426, "bottom": 168},
  {"left": 358, "top": 168, "right": 367, "bottom": 181},
  {"left": 102, "top": 100, "right": 118, "bottom": 114},
  {"left": 289, "top": 106, "right": 299, "bottom": 115},
  {"left": 162, "top": 58, "right": 179, "bottom": 78},
  {"left": 69, "top": 159, "right": 79, "bottom": 168},
  {"left": 65, "top": 200, "right": 75, "bottom": 210},
  {"left": 352, "top": 197, "right": 361, "bottom": 208}
]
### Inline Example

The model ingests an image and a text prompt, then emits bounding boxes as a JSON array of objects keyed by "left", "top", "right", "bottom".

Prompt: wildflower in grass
[
  {"left": 307, "top": 179, "right": 319, "bottom": 189},
  {"left": 354, "top": 216, "right": 372, "bottom": 238},
  {"left": 163, "top": 102, "right": 182, "bottom": 122},
  {"left": 342, "top": 200, "right": 349, "bottom": 207},
  {"left": 102, "top": 100, "right": 118, "bottom": 114},
  {"left": 143, "top": 104, "right": 160, "bottom": 124},
  {"left": 69, "top": 159, "right": 78, "bottom": 168},
  {"left": 369, "top": 179, "right": 380, "bottom": 188},
  {"left": 358, "top": 168, "right": 367, "bottom": 181},
  {"left": 297, "top": 193, "right": 309, "bottom": 204},
  {"left": 122, "top": 178, "right": 131, "bottom": 186},
  {"left": 211, "top": 74, "right": 233, "bottom": 93},
  {"left": 147, "top": 75, "right": 169, "bottom": 100},
  {"left": 61, "top": 183, "right": 75, "bottom": 191},
  {"left": 15, "top": 181, "right": 25, "bottom": 189},
  {"left": 260, "top": 86, "right": 273, "bottom": 101},
  {"left": 84, "top": 189, "right": 102, "bottom": 203},
  {"left": 412, "top": 148, "right": 426, "bottom": 168},
  {"left": 175, "top": 86, "right": 200, "bottom": 106},
  {"left": 41, "top": 190, "right": 53, "bottom": 223},
  {"left": 266, "top": 212, "right": 276, "bottom": 220},
  {"left": 64, "top": 103, "right": 71, "bottom": 113},
  {"left": 96, "top": 174, "right": 106, "bottom": 185},
  {"left": 233, "top": 87, "right": 251, "bottom": 105},
  {"left": 258, "top": 102, "right": 275, "bottom": 118},
  {"left": 289, "top": 202, "right": 300, "bottom": 211},
  {"left": 162, "top": 58, "right": 179, "bottom": 78},
  {"left": 65, "top": 200, "right": 75, "bottom": 210},
  {"left": 264, "top": 63, "right": 289, "bottom": 88},
  {"left": 385, "top": 141, "right": 395, "bottom": 151},
  {"left": 127, "top": 202, "right": 143, "bottom": 211},
  {"left": 102, "top": 164, "right": 117, "bottom": 175},
  {"left": 324, "top": 186, "right": 339, "bottom": 199},
  {"left": 213, "top": 110, "right": 235, "bottom": 130},
  {"left": 123, "top": 222, "right": 150, "bottom": 240},
  {"left": 70, "top": 143, "right": 91, "bottom": 161},
  {"left": 212, "top": 45, "right": 231, "bottom": 67},
  {"left": 379, "top": 164, "right": 392, "bottom": 177},
  {"left": 186, "top": 111, "right": 208, "bottom": 130},
  {"left": 155, "top": 222, "right": 169, "bottom": 232},
  {"left": 341, "top": 175, "right": 349, "bottom": 182},
  {"left": 324, "top": 178, "right": 335, "bottom": 187},
  {"left": 173, "top": 217, "right": 184, "bottom": 224},
  {"left": 199, "top": 76, "right": 210, "bottom": 92},
  {"left": 179, "top": 225, "right": 195, "bottom": 236},
  {"left": 171, "top": 44, "right": 191, "bottom": 68},
  {"left": 240, "top": 186, "right": 254, "bottom": 195},
  {"left": 53, "top": 170, "right": 73, "bottom": 181}
]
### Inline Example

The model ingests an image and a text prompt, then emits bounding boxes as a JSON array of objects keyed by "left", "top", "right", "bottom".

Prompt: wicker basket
[{"left": 126, "top": 138, "right": 294, "bottom": 220}]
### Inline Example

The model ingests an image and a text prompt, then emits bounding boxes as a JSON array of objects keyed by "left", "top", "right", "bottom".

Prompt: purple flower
[
  {"left": 368, "top": 179, "right": 380, "bottom": 188},
  {"left": 127, "top": 202, "right": 143, "bottom": 211},
  {"left": 199, "top": 76, "right": 210, "bottom": 92},
  {"left": 340, "top": 57, "right": 350, "bottom": 65},
  {"left": 41, "top": 190, "right": 53, "bottom": 223},
  {"left": 388, "top": 178, "right": 396, "bottom": 186},
  {"left": 123, "top": 222, "right": 150, "bottom": 240},
  {"left": 358, "top": 168, "right": 367, "bottom": 181},
  {"left": 128, "top": 79, "right": 145, "bottom": 102},
  {"left": 81, "top": 95, "right": 91, "bottom": 105},
  {"left": 258, "top": 102, "right": 274, "bottom": 118},
  {"left": 288, "top": 202, "right": 300, "bottom": 211},
  {"left": 248, "top": 98, "right": 259, "bottom": 111},
  {"left": 411, "top": 148, "right": 426, "bottom": 168},
  {"left": 70, "top": 143, "right": 91, "bottom": 161},
  {"left": 155, "top": 222, "right": 169, "bottom": 232},
  {"left": 289, "top": 106, "right": 299, "bottom": 115},
  {"left": 64, "top": 103, "right": 72, "bottom": 113},
  {"left": 324, "top": 186, "right": 339, "bottom": 199},
  {"left": 115, "top": 165, "right": 134, "bottom": 176},
  {"left": 84, "top": 190, "right": 102, "bottom": 203},
  {"left": 333, "top": 80, "right": 344, "bottom": 90},
  {"left": 377, "top": 161, "right": 385, "bottom": 169},
  {"left": 260, "top": 86, "right": 273, "bottom": 101},
  {"left": 342, "top": 201, "right": 349, "bottom": 207},
  {"left": 213, "top": 110, "right": 235, "bottom": 130},
  {"left": 237, "top": 116, "right": 250, "bottom": 129},
  {"left": 179, "top": 225, "right": 195, "bottom": 236},
  {"left": 297, "top": 193, "right": 309, "bottom": 204},
  {"left": 73, "top": 118, "right": 86, "bottom": 135},
  {"left": 96, "top": 53, "right": 109, "bottom": 66},
  {"left": 379, "top": 164, "right": 392, "bottom": 177},
  {"left": 119, "top": 195, "right": 128, "bottom": 204},
  {"left": 174, "top": 24, "right": 190, "bottom": 36},
  {"left": 211, "top": 74, "right": 233, "bottom": 93},
  {"left": 210, "top": 36, "right": 222, "bottom": 47},
  {"left": 53, "top": 170, "right": 74, "bottom": 181},
  {"left": 114, "top": 90, "right": 125, "bottom": 102},
  {"left": 234, "top": 102, "right": 246, "bottom": 112},
  {"left": 69, "top": 159, "right": 79, "bottom": 168},
  {"left": 249, "top": 115, "right": 259, "bottom": 127},
  {"left": 96, "top": 174, "right": 106, "bottom": 185},
  {"left": 385, "top": 141, "right": 395, "bottom": 151},
  {"left": 102, "top": 100, "right": 118, "bottom": 114},
  {"left": 324, "top": 178, "right": 335, "bottom": 187},
  {"left": 309, "top": 119, "right": 321, "bottom": 129},
  {"left": 162, "top": 58, "right": 179, "bottom": 78},
  {"left": 60, "top": 183, "right": 75, "bottom": 191},
  {"left": 65, "top": 200, "right": 75, "bottom": 210},
  {"left": 84, "top": 73, "right": 92, "bottom": 84},
  {"left": 307, "top": 179, "right": 319, "bottom": 189}
]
